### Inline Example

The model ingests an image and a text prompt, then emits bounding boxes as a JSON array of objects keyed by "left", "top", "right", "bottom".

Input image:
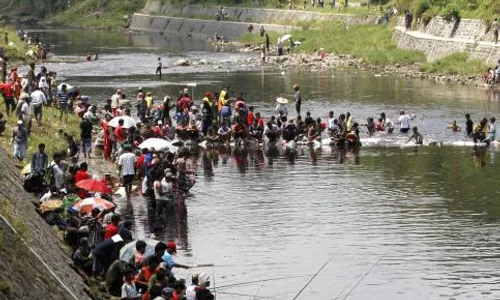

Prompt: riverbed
[{"left": 31, "top": 29, "right": 500, "bottom": 300}]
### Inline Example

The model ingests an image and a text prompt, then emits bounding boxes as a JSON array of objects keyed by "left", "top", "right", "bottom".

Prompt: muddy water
[{"left": 31, "top": 29, "right": 500, "bottom": 299}]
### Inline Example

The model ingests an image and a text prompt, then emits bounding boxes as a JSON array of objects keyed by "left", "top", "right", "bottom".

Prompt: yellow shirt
[
  {"left": 145, "top": 96, "right": 153, "bottom": 109},
  {"left": 203, "top": 97, "right": 213, "bottom": 107},
  {"left": 218, "top": 90, "right": 227, "bottom": 111}
]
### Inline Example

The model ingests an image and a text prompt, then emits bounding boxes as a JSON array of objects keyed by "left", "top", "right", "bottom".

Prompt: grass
[
  {"left": 241, "top": 22, "right": 425, "bottom": 65},
  {"left": 419, "top": 52, "right": 488, "bottom": 76},
  {"left": 0, "top": 27, "right": 36, "bottom": 63},
  {"left": 0, "top": 103, "right": 80, "bottom": 164},
  {"left": 51, "top": 0, "right": 146, "bottom": 30}
]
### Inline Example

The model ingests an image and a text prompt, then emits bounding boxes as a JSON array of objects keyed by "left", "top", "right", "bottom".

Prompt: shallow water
[{"left": 31, "top": 29, "right": 500, "bottom": 299}]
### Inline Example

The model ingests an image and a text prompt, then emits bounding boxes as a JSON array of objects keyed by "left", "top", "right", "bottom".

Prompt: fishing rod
[
  {"left": 335, "top": 255, "right": 383, "bottom": 300},
  {"left": 216, "top": 274, "right": 313, "bottom": 289},
  {"left": 291, "top": 255, "right": 335, "bottom": 300}
]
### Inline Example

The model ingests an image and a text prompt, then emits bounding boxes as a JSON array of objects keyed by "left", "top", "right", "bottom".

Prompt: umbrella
[
  {"left": 276, "top": 97, "right": 288, "bottom": 104},
  {"left": 139, "top": 138, "right": 175, "bottom": 152},
  {"left": 279, "top": 34, "right": 292, "bottom": 43},
  {"left": 39, "top": 199, "right": 64, "bottom": 213},
  {"left": 76, "top": 179, "right": 112, "bottom": 193},
  {"left": 108, "top": 116, "right": 137, "bottom": 129},
  {"left": 57, "top": 83, "right": 76, "bottom": 93},
  {"left": 72, "top": 197, "right": 115, "bottom": 214},
  {"left": 120, "top": 238, "right": 160, "bottom": 263}
]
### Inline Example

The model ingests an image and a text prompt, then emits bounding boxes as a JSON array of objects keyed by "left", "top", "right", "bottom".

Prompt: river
[{"left": 30, "top": 29, "right": 500, "bottom": 300}]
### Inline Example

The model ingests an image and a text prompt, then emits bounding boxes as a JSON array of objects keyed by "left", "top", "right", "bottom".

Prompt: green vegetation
[
  {"left": 396, "top": 0, "right": 500, "bottom": 25},
  {"left": 0, "top": 199, "right": 30, "bottom": 239},
  {"left": 0, "top": 27, "right": 35, "bottom": 63},
  {"left": 242, "top": 23, "right": 425, "bottom": 65},
  {"left": 51, "top": 0, "right": 146, "bottom": 30},
  {"left": 420, "top": 52, "right": 487, "bottom": 76},
  {"left": 0, "top": 279, "right": 11, "bottom": 296},
  {"left": 0, "top": 105, "right": 79, "bottom": 163}
]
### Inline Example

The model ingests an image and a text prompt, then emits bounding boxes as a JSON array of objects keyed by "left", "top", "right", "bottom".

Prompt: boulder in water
[{"left": 175, "top": 59, "right": 190, "bottom": 66}]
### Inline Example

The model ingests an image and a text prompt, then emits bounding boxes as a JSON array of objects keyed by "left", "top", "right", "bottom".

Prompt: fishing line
[
  {"left": 216, "top": 275, "right": 312, "bottom": 289},
  {"left": 335, "top": 255, "right": 384, "bottom": 300},
  {"left": 291, "top": 255, "right": 335, "bottom": 300}
]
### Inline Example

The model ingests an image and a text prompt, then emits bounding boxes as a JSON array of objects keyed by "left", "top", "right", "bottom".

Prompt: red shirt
[
  {"left": 257, "top": 117, "right": 264, "bottom": 127},
  {"left": 154, "top": 126, "right": 167, "bottom": 137},
  {"left": 0, "top": 82, "right": 13, "bottom": 97},
  {"left": 104, "top": 223, "right": 118, "bottom": 240},
  {"left": 178, "top": 96, "right": 192, "bottom": 111},
  {"left": 101, "top": 120, "right": 110, "bottom": 137},
  {"left": 136, "top": 154, "right": 145, "bottom": 169},
  {"left": 114, "top": 126, "right": 125, "bottom": 142},
  {"left": 247, "top": 112, "right": 255, "bottom": 126},
  {"left": 74, "top": 170, "right": 90, "bottom": 183}
]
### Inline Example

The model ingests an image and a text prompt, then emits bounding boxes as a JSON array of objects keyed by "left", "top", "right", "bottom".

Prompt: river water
[{"left": 31, "top": 29, "right": 500, "bottom": 299}]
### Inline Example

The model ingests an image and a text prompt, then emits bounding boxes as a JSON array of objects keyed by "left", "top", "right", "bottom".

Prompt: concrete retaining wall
[
  {"left": 142, "top": 1, "right": 379, "bottom": 25},
  {"left": 394, "top": 16, "right": 500, "bottom": 63},
  {"left": 130, "top": 13, "right": 296, "bottom": 38},
  {"left": 394, "top": 27, "right": 500, "bottom": 63},
  {"left": 396, "top": 16, "right": 496, "bottom": 42}
]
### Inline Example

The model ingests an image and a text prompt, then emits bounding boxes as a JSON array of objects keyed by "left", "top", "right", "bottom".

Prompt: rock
[
  {"left": 199, "top": 59, "right": 208, "bottom": 65},
  {"left": 175, "top": 59, "right": 190, "bottom": 66},
  {"left": 395, "top": 63, "right": 401, "bottom": 68}
]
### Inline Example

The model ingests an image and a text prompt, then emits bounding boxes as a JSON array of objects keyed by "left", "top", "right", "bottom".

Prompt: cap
[
  {"left": 17, "top": 120, "right": 23, "bottom": 125},
  {"left": 199, "top": 273, "right": 210, "bottom": 284},
  {"left": 166, "top": 241, "right": 177, "bottom": 252},
  {"left": 183, "top": 88, "right": 189, "bottom": 94},
  {"left": 158, "top": 262, "right": 168, "bottom": 270},
  {"left": 158, "top": 120, "right": 163, "bottom": 125}
]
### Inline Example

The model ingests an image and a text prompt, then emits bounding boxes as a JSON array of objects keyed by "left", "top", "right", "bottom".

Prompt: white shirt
[
  {"left": 186, "top": 284, "right": 197, "bottom": 300},
  {"left": 38, "top": 76, "right": 49, "bottom": 90},
  {"left": 263, "top": 123, "right": 279, "bottom": 135},
  {"left": 398, "top": 114, "right": 411, "bottom": 129},
  {"left": 121, "top": 282, "right": 138, "bottom": 299},
  {"left": 384, "top": 118, "right": 395, "bottom": 129},
  {"left": 111, "top": 93, "right": 121, "bottom": 109},
  {"left": 328, "top": 117, "right": 337, "bottom": 130},
  {"left": 31, "top": 90, "right": 46, "bottom": 106},
  {"left": 118, "top": 152, "right": 137, "bottom": 176},
  {"left": 21, "top": 102, "right": 31, "bottom": 116}
]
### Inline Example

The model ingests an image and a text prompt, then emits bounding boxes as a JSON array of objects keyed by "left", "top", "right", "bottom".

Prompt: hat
[
  {"left": 158, "top": 262, "right": 168, "bottom": 270},
  {"left": 161, "top": 287, "right": 174, "bottom": 297},
  {"left": 198, "top": 273, "right": 210, "bottom": 284},
  {"left": 183, "top": 88, "right": 189, "bottom": 94},
  {"left": 293, "top": 84, "right": 300, "bottom": 90},
  {"left": 78, "top": 225, "right": 90, "bottom": 234},
  {"left": 16, "top": 120, "right": 23, "bottom": 125},
  {"left": 276, "top": 97, "right": 288, "bottom": 104},
  {"left": 166, "top": 241, "right": 177, "bottom": 252},
  {"left": 158, "top": 120, "right": 163, "bottom": 125}
]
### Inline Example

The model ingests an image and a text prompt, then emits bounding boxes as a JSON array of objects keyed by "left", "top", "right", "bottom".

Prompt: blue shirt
[
  {"left": 161, "top": 252, "right": 175, "bottom": 268},
  {"left": 57, "top": 92, "right": 69, "bottom": 104},
  {"left": 31, "top": 152, "right": 48, "bottom": 173}
]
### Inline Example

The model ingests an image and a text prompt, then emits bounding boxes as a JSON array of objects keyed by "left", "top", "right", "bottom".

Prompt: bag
[{"left": 23, "top": 172, "right": 44, "bottom": 193}]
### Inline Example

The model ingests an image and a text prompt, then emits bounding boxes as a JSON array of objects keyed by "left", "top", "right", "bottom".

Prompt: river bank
[{"left": 240, "top": 48, "right": 486, "bottom": 87}]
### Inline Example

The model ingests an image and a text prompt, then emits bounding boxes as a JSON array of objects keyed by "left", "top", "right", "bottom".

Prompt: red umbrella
[{"left": 75, "top": 179, "right": 112, "bottom": 193}]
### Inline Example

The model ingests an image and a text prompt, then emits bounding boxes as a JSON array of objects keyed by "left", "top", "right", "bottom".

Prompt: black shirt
[
  {"left": 80, "top": 119, "right": 93, "bottom": 139},
  {"left": 466, "top": 119, "right": 473, "bottom": 135}
]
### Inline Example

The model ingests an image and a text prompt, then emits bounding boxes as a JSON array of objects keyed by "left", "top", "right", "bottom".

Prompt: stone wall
[
  {"left": 0, "top": 147, "right": 92, "bottom": 300},
  {"left": 394, "top": 17, "right": 500, "bottom": 63},
  {"left": 130, "top": 13, "right": 296, "bottom": 38},
  {"left": 142, "top": 1, "right": 379, "bottom": 25}
]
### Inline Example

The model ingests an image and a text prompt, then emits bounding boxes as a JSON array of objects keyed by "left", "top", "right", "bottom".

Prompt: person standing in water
[
  {"left": 397, "top": 110, "right": 413, "bottom": 133},
  {"left": 293, "top": 84, "right": 301, "bottom": 116},
  {"left": 406, "top": 126, "right": 423, "bottom": 145},
  {"left": 465, "top": 113, "right": 473, "bottom": 137},
  {"left": 156, "top": 57, "right": 162, "bottom": 80}
]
